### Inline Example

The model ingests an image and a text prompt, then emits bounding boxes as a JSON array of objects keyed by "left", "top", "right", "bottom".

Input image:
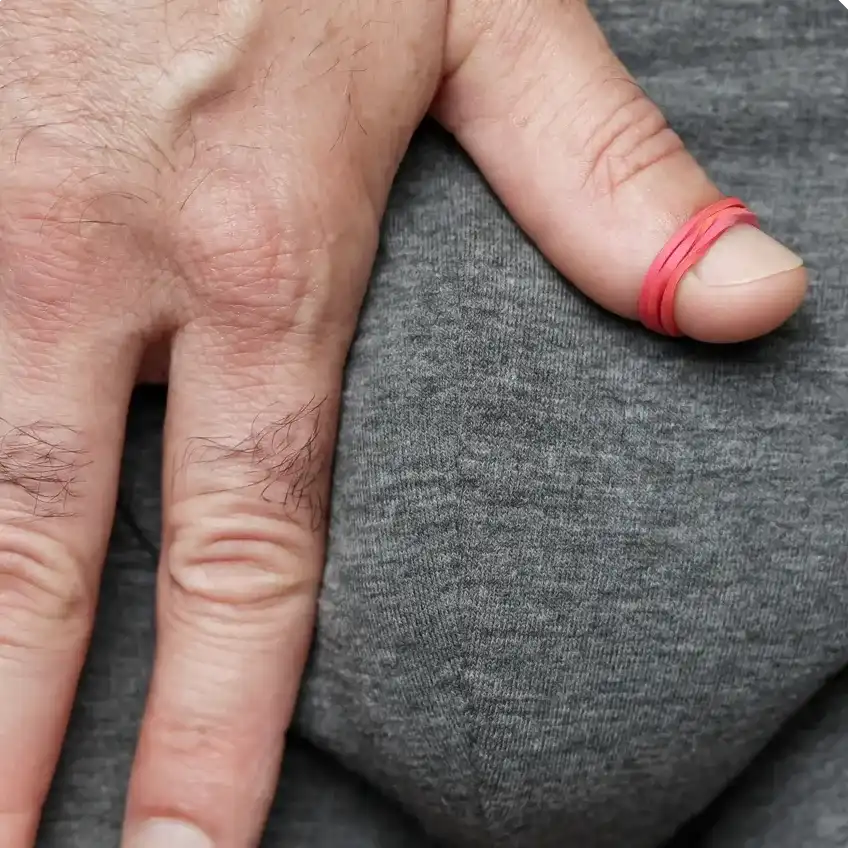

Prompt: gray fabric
[
  {"left": 39, "top": 0, "right": 848, "bottom": 846},
  {"left": 673, "top": 668, "right": 848, "bottom": 848}
]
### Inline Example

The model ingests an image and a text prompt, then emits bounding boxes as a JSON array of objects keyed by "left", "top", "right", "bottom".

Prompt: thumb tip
[{"left": 674, "top": 226, "right": 808, "bottom": 343}]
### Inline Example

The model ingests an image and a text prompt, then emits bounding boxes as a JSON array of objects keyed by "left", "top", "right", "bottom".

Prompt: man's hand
[{"left": 0, "top": 1, "right": 806, "bottom": 846}]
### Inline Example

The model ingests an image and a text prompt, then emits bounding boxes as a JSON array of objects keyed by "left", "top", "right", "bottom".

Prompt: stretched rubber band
[{"left": 638, "top": 198, "right": 759, "bottom": 337}]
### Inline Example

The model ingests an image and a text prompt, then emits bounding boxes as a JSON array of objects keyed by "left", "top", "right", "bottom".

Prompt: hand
[{"left": 0, "top": 1, "right": 806, "bottom": 846}]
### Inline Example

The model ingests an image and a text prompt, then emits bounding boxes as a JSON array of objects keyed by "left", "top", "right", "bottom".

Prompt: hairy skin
[
  {"left": 0, "top": 1, "right": 806, "bottom": 846},
  {"left": 180, "top": 398, "right": 332, "bottom": 530},
  {"left": 0, "top": 420, "right": 88, "bottom": 518}
]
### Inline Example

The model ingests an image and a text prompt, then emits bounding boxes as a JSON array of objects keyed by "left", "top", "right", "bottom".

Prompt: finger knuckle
[
  {"left": 168, "top": 160, "right": 373, "bottom": 336},
  {"left": 1, "top": 217, "right": 85, "bottom": 327},
  {"left": 0, "top": 531, "right": 90, "bottom": 652},
  {"left": 578, "top": 78, "right": 685, "bottom": 200},
  {"left": 0, "top": 178, "right": 148, "bottom": 329},
  {"left": 166, "top": 494, "right": 320, "bottom": 612}
]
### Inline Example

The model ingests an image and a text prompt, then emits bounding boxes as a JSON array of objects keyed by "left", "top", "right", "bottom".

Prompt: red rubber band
[{"left": 638, "top": 198, "right": 759, "bottom": 337}]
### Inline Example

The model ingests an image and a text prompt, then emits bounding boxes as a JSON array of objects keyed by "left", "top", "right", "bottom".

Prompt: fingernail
[
  {"left": 128, "top": 819, "right": 212, "bottom": 848},
  {"left": 686, "top": 223, "right": 803, "bottom": 287}
]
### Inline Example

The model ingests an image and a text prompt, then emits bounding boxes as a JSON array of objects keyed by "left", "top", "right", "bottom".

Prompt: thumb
[{"left": 435, "top": 0, "right": 806, "bottom": 343}]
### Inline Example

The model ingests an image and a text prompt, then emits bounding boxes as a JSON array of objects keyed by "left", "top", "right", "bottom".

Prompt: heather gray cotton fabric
[
  {"left": 38, "top": 0, "right": 848, "bottom": 846},
  {"left": 672, "top": 668, "right": 848, "bottom": 848}
]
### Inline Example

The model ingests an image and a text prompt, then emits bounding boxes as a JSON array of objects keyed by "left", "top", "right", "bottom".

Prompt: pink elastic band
[{"left": 638, "top": 198, "right": 759, "bottom": 337}]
